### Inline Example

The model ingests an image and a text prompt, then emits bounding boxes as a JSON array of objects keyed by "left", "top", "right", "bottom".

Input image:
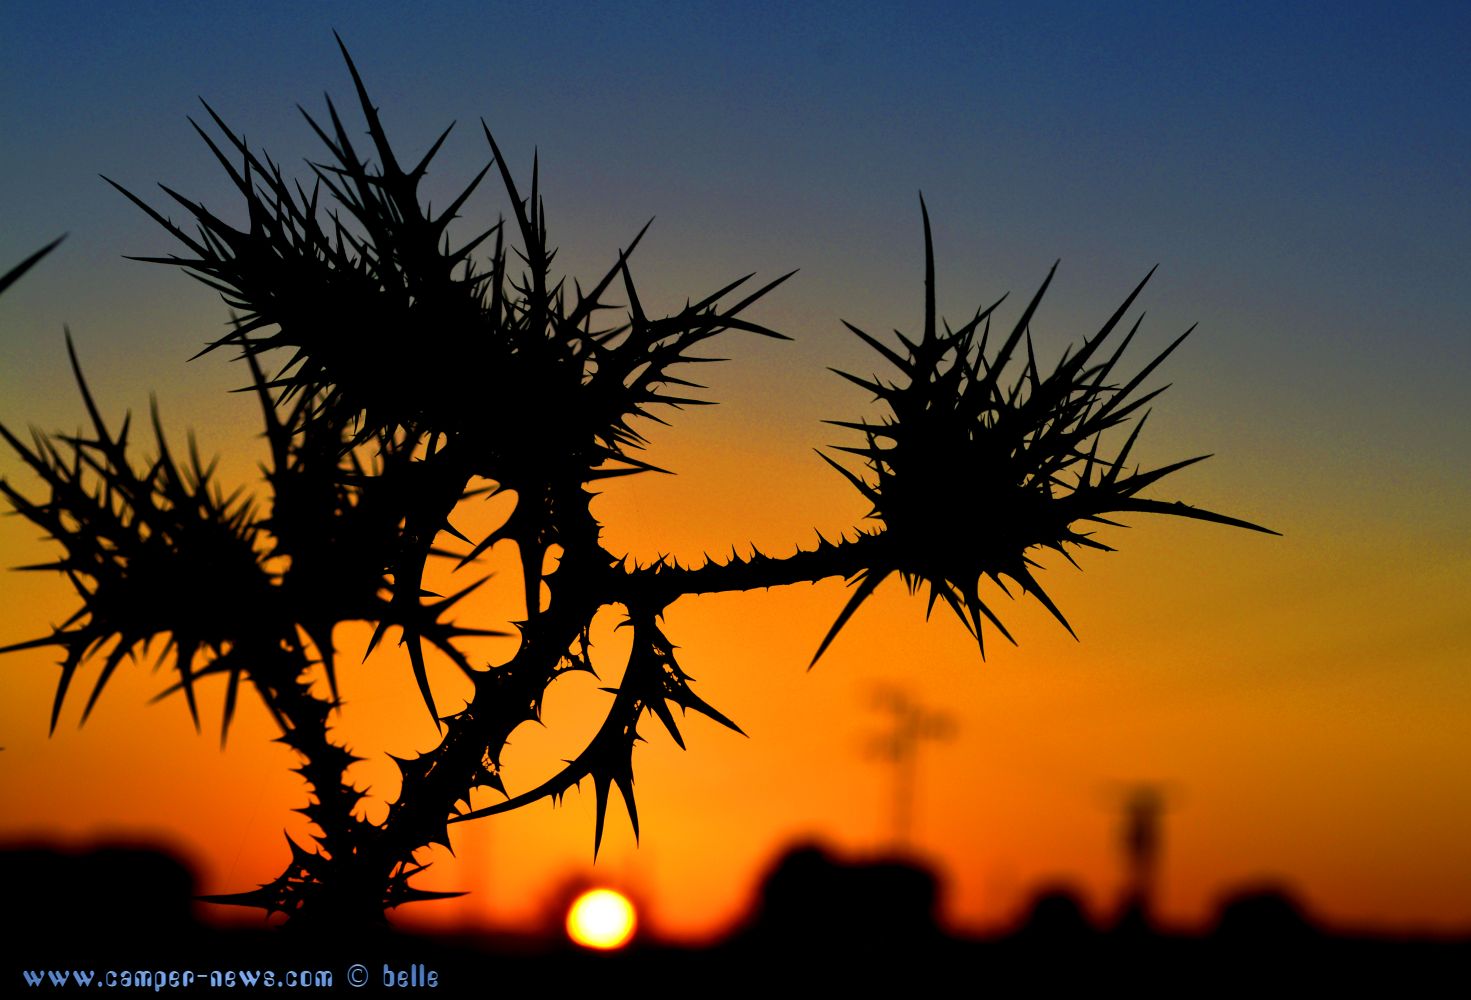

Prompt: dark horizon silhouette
[{"left": 3, "top": 839, "right": 1464, "bottom": 992}]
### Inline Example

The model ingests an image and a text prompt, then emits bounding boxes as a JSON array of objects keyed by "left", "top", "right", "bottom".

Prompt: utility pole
[
  {"left": 1118, "top": 784, "right": 1168, "bottom": 930},
  {"left": 868, "top": 686, "right": 955, "bottom": 852}
]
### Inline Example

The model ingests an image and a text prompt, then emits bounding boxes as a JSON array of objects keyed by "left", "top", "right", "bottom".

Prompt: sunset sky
[{"left": 2, "top": 2, "right": 1468, "bottom": 941}]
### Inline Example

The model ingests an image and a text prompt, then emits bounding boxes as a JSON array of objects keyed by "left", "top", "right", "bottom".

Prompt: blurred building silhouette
[
  {"left": 1018, "top": 884, "right": 1097, "bottom": 942},
  {"left": 3, "top": 843, "right": 198, "bottom": 943},
  {"left": 743, "top": 843, "right": 942, "bottom": 953},
  {"left": 1214, "top": 884, "right": 1318, "bottom": 944}
]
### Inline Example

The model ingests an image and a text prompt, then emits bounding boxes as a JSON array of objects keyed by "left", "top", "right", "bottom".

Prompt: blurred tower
[
  {"left": 1118, "top": 784, "right": 1166, "bottom": 930},
  {"left": 868, "top": 686, "right": 955, "bottom": 852}
]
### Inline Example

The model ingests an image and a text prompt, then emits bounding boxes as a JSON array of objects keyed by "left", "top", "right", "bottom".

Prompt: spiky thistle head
[
  {"left": 813, "top": 197, "right": 1275, "bottom": 662},
  {"left": 107, "top": 38, "right": 792, "bottom": 490},
  {"left": 0, "top": 337, "right": 271, "bottom": 732}
]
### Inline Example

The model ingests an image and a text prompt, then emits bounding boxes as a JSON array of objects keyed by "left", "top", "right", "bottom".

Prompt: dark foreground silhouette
[
  {"left": 4, "top": 842, "right": 1465, "bottom": 993},
  {"left": 1, "top": 39, "right": 1276, "bottom": 929}
]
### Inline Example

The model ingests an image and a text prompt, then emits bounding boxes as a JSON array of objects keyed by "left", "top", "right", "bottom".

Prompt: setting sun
[{"left": 566, "top": 889, "right": 637, "bottom": 950}]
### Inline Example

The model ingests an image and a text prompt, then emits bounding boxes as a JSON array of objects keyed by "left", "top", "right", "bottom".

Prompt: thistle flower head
[
  {"left": 106, "top": 39, "right": 791, "bottom": 491},
  {"left": 814, "top": 197, "right": 1275, "bottom": 662},
  {"left": 0, "top": 336, "right": 269, "bottom": 732}
]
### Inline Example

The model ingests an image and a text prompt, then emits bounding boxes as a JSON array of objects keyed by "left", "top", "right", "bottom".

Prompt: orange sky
[{"left": 2, "top": 330, "right": 1468, "bottom": 942}]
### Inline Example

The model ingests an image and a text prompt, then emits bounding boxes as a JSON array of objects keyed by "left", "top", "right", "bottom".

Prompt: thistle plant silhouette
[{"left": 1, "top": 44, "right": 1274, "bottom": 931}]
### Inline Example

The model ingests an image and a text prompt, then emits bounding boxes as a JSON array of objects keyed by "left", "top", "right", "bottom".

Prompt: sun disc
[{"left": 566, "top": 888, "right": 637, "bottom": 950}]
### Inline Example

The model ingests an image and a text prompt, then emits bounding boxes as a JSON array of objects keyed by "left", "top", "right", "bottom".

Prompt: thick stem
[
  {"left": 200, "top": 639, "right": 376, "bottom": 927},
  {"left": 268, "top": 486, "right": 883, "bottom": 927},
  {"left": 617, "top": 530, "right": 884, "bottom": 605}
]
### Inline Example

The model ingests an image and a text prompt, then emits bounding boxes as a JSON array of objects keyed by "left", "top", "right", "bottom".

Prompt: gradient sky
[{"left": 2, "top": 2, "right": 1469, "bottom": 940}]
